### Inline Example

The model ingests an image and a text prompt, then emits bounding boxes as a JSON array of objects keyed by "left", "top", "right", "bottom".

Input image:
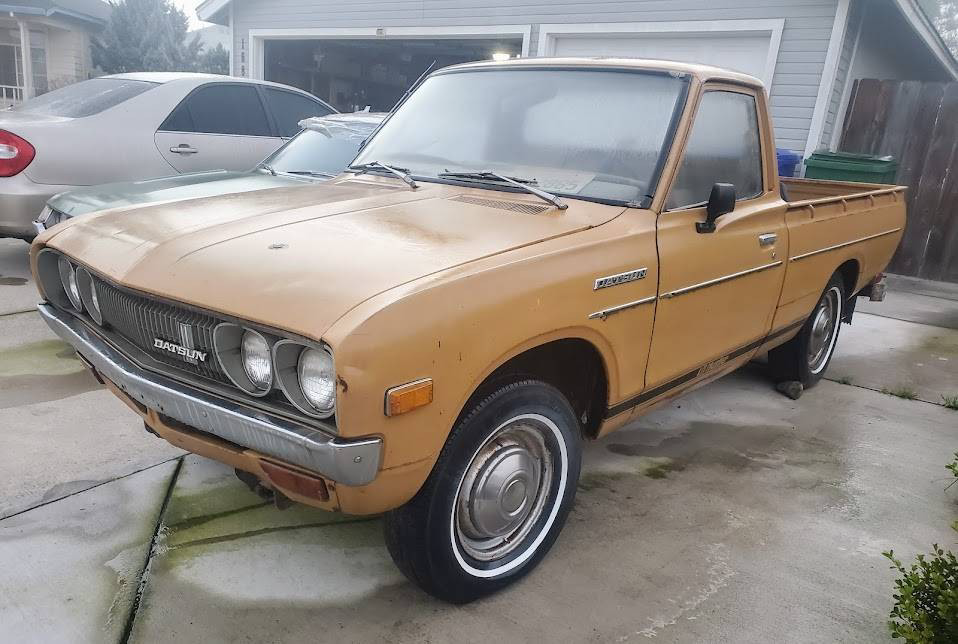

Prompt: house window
[{"left": 0, "top": 27, "right": 47, "bottom": 101}]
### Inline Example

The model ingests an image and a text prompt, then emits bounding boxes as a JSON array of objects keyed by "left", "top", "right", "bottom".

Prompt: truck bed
[
  {"left": 774, "top": 177, "right": 906, "bottom": 327},
  {"left": 782, "top": 177, "right": 904, "bottom": 204}
]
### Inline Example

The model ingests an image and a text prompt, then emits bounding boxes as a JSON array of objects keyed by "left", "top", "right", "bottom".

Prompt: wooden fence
[{"left": 839, "top": 79, "right": 958, "bottom": 282}]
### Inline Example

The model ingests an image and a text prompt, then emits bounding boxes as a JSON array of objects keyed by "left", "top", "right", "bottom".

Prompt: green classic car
[{"left": 34, "top": 111, "right": 385, "bottom": 234}]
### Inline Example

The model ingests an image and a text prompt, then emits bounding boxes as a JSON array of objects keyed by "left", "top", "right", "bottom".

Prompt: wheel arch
[
  {"left": 456, "top": 333, "right": 613, "bottom": 439},
  {"left": 836, "top": 258, "right": 861, "bottom": 298}
]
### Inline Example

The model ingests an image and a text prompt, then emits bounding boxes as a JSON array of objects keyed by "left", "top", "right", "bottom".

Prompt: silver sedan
[{"left": 0, "top": 73, "right": 334, "bottom": 240}]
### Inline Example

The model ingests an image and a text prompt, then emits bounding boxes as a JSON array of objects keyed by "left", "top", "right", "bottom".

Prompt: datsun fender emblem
[{"left": 594, "top": 267, "right": 647, "bottom": 290}]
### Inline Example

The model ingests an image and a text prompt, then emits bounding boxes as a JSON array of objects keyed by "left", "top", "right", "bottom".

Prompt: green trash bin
[{"left": 803, "top": 151, "right": 898, "bottom": 184}]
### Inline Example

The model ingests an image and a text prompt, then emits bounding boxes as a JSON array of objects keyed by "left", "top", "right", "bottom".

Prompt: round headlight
[
  {"left": 57, "top": 257, "right": 82, "bottom": 312},
  {"left": 76, "top": 267, "right": 103, "bottom": 325},
  {"left": 89, "top": 281, "right": 101, "bottom": 318},
  {"left": 241, "top": 330, "right": 272, "bottom": 390},
  {"left": 298, "top": 348, "right": 335, "bottom": 416}
]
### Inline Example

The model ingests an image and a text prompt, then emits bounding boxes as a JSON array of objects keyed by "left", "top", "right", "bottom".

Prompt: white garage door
[{"left": 551, "top": 32, "right": 772, "bottom": 83}]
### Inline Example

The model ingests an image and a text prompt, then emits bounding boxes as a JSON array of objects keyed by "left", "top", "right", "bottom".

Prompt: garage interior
[{"left": 264, "top": 38, "right": 523, "bottom": 112}]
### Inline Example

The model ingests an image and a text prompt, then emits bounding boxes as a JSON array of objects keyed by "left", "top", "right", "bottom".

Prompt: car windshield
[
  {"left": 266, "top": 118, "right": 381, "bottom": 177},
  {"left": 12, "top": 78, "right": 158, "bottom": 118},
  {"left": 353, "top": 68, "right": 689, "bottom": 204}
]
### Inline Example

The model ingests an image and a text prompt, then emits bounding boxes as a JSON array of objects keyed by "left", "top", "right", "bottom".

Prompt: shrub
[
  {"left": 883, "top": 546, "right": 958, "bottom": 642},
  {"left": 881, "top": 453, "right": 958, "bottom": 642}
]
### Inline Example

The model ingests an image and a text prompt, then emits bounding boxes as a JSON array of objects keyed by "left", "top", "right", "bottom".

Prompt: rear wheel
[
  {"left": 769, "top": 272, "right": 846, "bottom": 387},
  {"left": 383, "top": 380, "right": 581, "bottom": 603}
]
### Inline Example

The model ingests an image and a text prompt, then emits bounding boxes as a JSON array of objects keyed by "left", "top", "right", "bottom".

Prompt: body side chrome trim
[
  {"left": 789, "top": 227, "right": 902, "bottom": 262},
  {"left": 37, "top": 303, "right": 381, "bottom": 486},
  {"left": 588, "top": 295, "right": 656, "bottom": 320},
  {"left": 605, "top": 318, "right": 805, "bottom": 418},
  {"left": 661, "top": 261, "right": 783, "bottom": 299}
]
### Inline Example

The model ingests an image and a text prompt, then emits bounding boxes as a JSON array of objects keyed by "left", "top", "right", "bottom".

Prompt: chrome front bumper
[{"left": 38, "top": 303, "right": 382, "bottom": 486}]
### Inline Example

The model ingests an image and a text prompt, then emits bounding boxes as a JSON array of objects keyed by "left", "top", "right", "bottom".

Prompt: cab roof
[{"left": 440, "top": 57, "right": 765, "bottom": 90}]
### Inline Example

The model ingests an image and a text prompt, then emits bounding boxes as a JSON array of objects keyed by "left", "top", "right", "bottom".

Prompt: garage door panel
[{"left": 552, "top": 33, "right": 771, "bottom": 82}]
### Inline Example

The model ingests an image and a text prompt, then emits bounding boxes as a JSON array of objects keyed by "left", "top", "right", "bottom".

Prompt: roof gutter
[
  {"left": 197, "top": 0, "right": 230, "bottom": 25},
  {"left": 0, "top": 4, "right": 106, "bottom": 27},
  {"left": 893, "top": 0, "right": 958, "bottom": 80}
]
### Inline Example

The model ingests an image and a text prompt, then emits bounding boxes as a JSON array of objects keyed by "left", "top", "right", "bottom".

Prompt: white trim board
[
  {"left": 536, "top": 19, "right": 785, "bottom": 88},
  {"left": 893, "top": 0, "right": 958, "bottom": 80},
  {"left": 804, "top": 0, "right": 851, "bottom": 161},
  {"left": 830, "top": 8, "right": 864, "bottom": 150},
  {"left": 247, "top": 25, "right": 533, "bottom": 80}
]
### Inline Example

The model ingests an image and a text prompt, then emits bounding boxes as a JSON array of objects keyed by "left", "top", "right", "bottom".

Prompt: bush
[
  {"left": 881, "top": 453, "right": 958, "bottom": 642},
  {"left": 883, "top": 546, "right": 958, "bottom": 642}
]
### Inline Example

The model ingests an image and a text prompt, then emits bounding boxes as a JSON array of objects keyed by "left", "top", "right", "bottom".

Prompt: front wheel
[
  {"left": 769, "top": 272, "right": 846, "bottom": 387},
  {"left": 383, "top": 380, "right": 581, "bottom": 603}
]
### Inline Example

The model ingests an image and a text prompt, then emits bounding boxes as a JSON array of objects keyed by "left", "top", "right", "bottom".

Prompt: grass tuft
[
  {"left": 836, "top": 376, "right": 853, "bottom": 385},
  {"left": 881, "top": 385, "right": 918, "bottom": 400},
  {"left": 941, "top": 394, "right": 958, "bottom": 410}
]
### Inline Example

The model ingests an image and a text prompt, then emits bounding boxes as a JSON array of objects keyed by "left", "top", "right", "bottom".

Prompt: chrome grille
[{"left": 92, "top": 277, "right": 229, "bottom": 384}]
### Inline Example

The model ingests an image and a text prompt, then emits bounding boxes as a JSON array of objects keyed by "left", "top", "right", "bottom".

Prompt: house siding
[{"left": 229, "top": 0, "right": 840, "bottom": 153}]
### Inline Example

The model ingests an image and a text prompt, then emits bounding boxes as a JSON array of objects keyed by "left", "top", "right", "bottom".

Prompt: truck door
[{"left": 645, "top": 85, "right": 787, "bottom": 388}]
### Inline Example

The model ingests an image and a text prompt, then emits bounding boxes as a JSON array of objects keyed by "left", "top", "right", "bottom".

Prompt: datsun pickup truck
[{"left": 31, "top": 58, "right": 905, "bottom": 603}]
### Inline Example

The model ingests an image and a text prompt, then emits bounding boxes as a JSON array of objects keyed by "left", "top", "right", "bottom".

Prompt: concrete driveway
[{"left": 2, "top": 237, "right": 956, "bottom": 643}]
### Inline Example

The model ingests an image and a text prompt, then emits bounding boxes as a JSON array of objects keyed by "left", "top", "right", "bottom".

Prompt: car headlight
[
  {"left": 75, "top": 267, "right": 103, "bottom": 325},
  {"left": 36, "top": 205, "right": 52, "bottom": 226},
  {"left": 57, "top": 256, "right": 83, "bottom": 312},
  {"left": 298, "top": 348, "right": 335, "bottom": 416},
  {"left": 241, "top": 330, "right": 272, "bottom": 391}
]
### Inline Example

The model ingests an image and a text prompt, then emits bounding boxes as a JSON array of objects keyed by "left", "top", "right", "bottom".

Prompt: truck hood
[
  {"left": 49, "top": 170, "right": 316, "bottom": 218},
  {"left": 44, "top": 177, "right": 624, "bottom": 339}
]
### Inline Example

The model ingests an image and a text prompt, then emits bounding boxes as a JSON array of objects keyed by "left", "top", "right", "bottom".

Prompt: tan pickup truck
[{"left": 31, "top": 58, "right": 905, "bottom": 603}]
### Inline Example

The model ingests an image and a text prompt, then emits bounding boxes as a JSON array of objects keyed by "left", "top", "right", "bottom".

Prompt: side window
[
  {"left": 264, "top": 88, "right": 332, "bottom": 137},
  {"left": 160, "top": 84, "right": 272, "bottom": 136},
  {"left": 667, "top": 91, "right": 763, "bottom": 210}
]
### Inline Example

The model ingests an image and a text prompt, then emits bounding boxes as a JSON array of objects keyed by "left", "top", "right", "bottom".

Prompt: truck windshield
[{"left": 353, "top": 68, "right": 689, "bottom": 205}]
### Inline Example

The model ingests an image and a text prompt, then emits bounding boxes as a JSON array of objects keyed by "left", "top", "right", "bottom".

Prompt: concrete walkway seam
[
  {"left": 119, "top": 457, "right": 184, "bottom": 644},
  {"left": 0, "top": 455, "right": 185, "bottom": 522}
]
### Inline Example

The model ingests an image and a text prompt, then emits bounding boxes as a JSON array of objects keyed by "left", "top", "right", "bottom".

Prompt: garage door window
[
  {"left": 667, "top": 91, "right": 763, "bottom": 210},
  {"left": 161, "top": 85, "right": 272, "bottom": 137},
  {"left": 264, "top": 88, "right": 332, "bottom": 137}
]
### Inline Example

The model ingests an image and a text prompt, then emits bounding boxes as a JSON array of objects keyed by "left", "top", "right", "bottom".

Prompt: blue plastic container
[{"left": 776, "top": 148, "right": 801, "bottom": 178}]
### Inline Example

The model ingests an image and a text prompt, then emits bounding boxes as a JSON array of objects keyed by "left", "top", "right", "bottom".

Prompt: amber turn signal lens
[{"left": 385, "top": 378, "right": 433, "bottom": 416}]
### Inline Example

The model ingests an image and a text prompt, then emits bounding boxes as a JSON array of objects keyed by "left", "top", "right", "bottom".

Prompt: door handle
[
  {"left": 758, "top": 233, "right": 777, "bottom": 247},
  {"left": 170, "top": 144, "right": 198, "bottom": 155}
]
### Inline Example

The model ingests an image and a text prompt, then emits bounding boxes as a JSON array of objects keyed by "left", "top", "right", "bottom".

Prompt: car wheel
[
  {"left": 769, "top": 272, "right": 846, "bottom": 388},
  {"left": 383, "top": 379, "right": 582, "bottom": 603}
]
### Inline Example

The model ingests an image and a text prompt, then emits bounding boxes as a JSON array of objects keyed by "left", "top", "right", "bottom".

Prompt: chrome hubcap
[
  {"left": 808, "top": 288, "right": 840, "bottom": 372},
  {"left": 456, "top": 420, "right": 553, "bottom": 562}
]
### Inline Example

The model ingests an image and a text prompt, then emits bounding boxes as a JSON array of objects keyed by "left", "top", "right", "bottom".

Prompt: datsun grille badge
[
  {"left": 154, "top": 324, "right": 207, "bottom": 364},
  {"left": 594, "top": 267, "right": 647, "bottom": 290},
  {"left": 153, "top": 338, "right": 207, "bottom": 363}
]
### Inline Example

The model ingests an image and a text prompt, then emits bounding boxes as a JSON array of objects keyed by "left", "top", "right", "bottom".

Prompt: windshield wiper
[
  {"left": 260, "top": 163, "right": 277, "bottom": 176},
  {"left": 438, "top": 170, "right": 567, "bottom": 210},
  {"left": 286, "top": 170, "right": 336, "bottom": 178},
  {"left": 348, "top": 161, "right": 417, "bottom": 189}
]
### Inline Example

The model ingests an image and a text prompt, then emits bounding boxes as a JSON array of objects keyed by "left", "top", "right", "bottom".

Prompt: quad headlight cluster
[
  {"left": 39, "top": 250, "right": 104, "bottom": 325},
  {"left": 214, "top": 323, "right": 337, "bottom": 420}
]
